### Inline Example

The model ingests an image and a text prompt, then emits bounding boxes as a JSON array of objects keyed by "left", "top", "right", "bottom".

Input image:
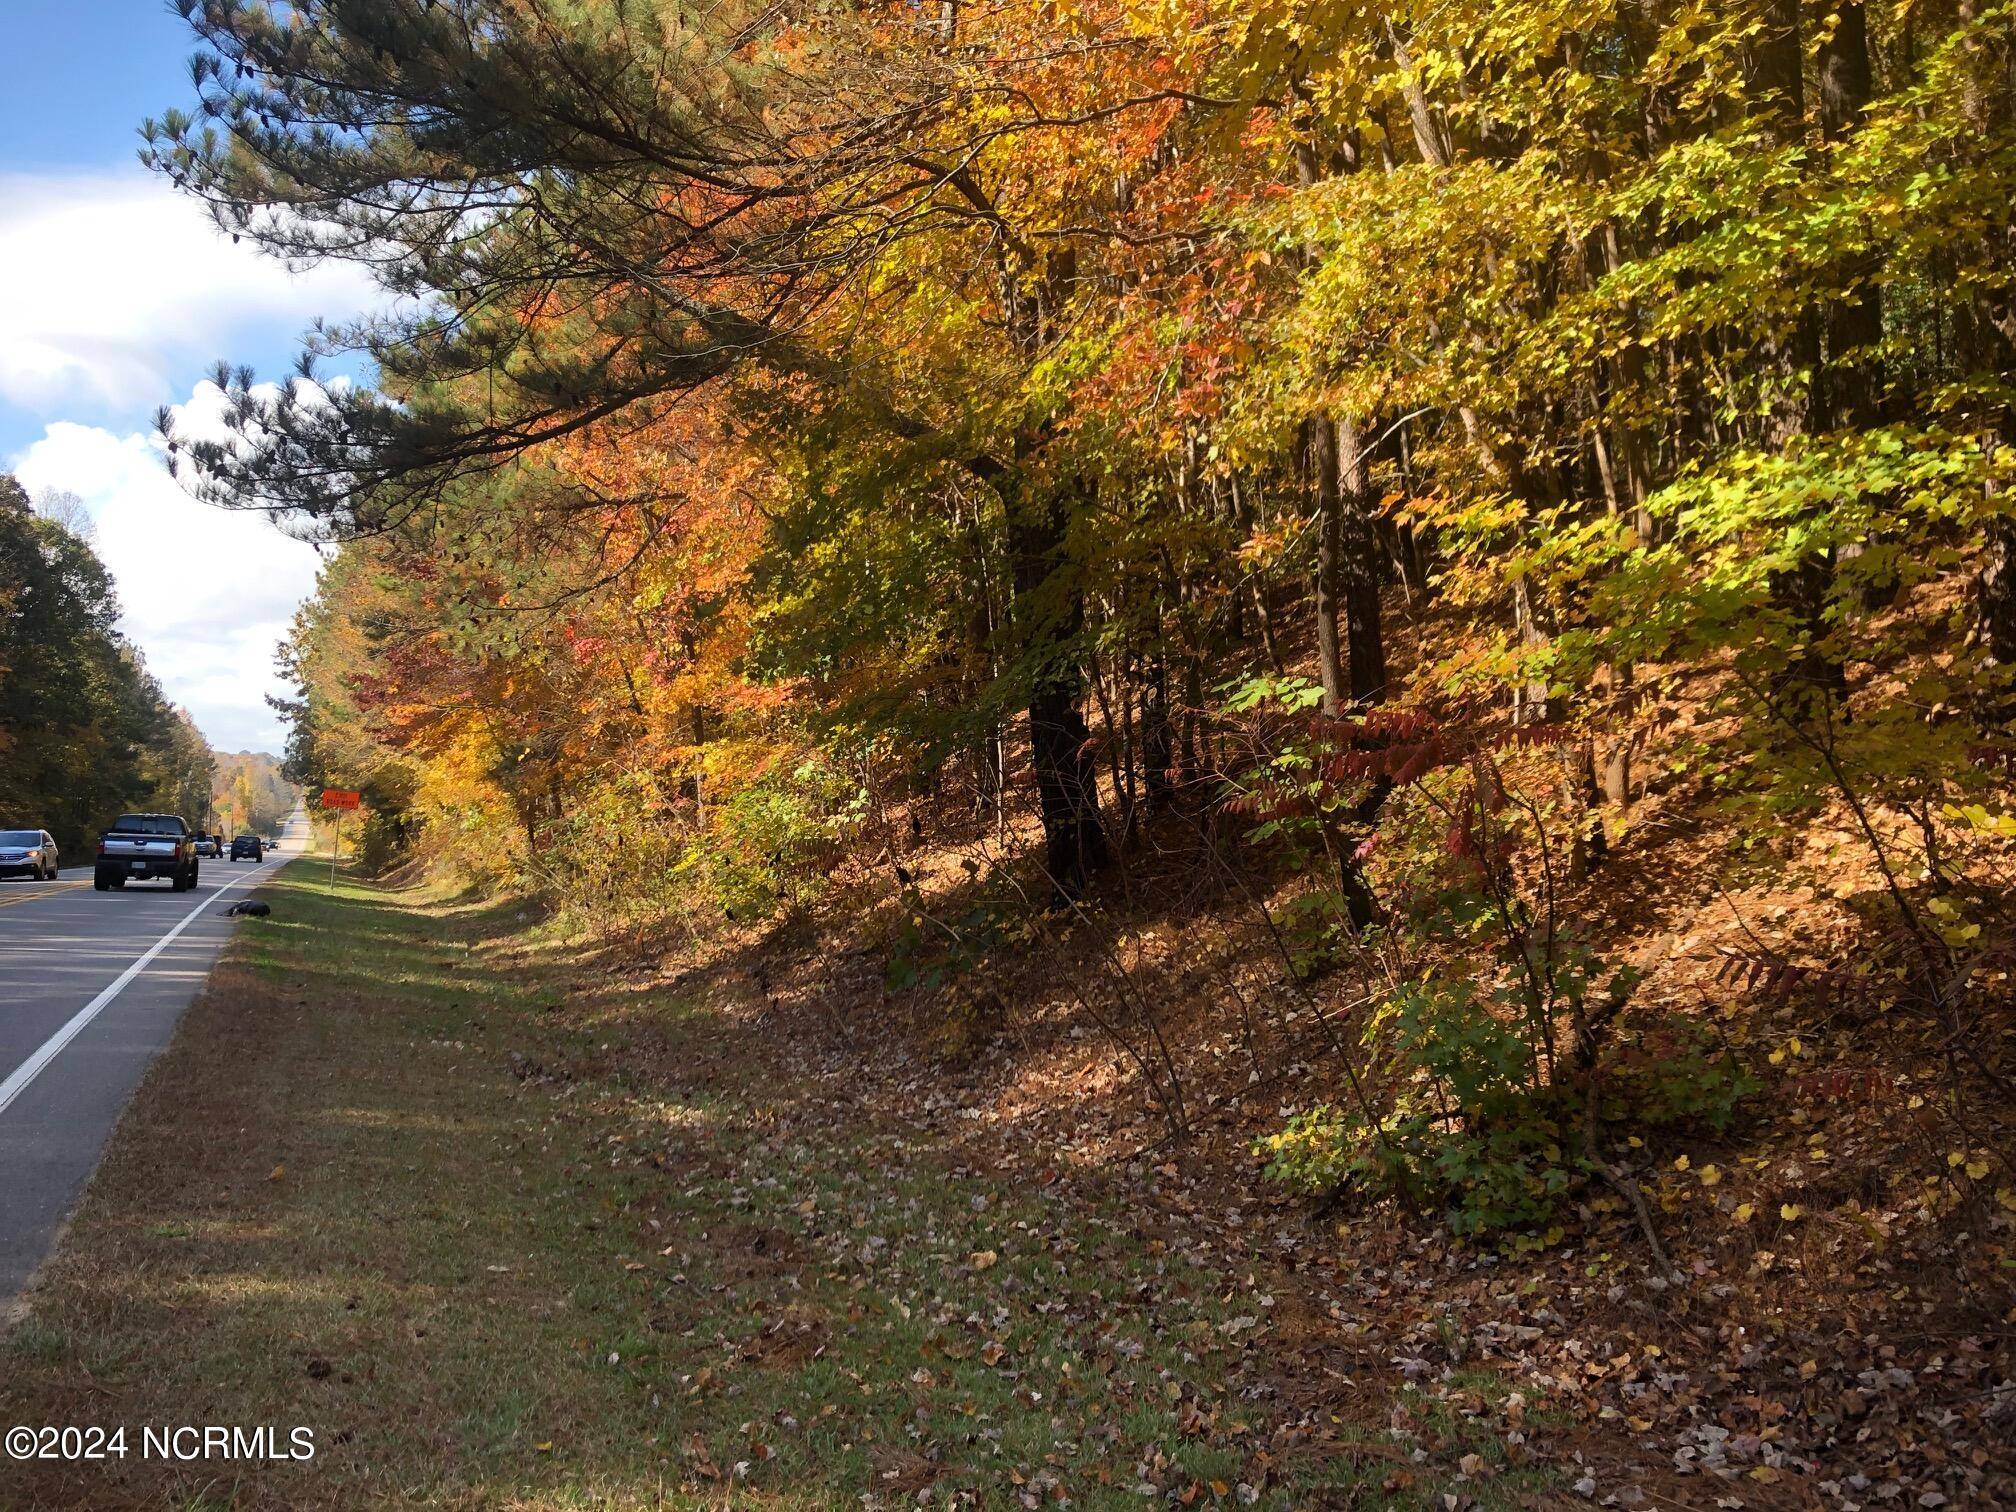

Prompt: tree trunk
[
  {"left": 1294, "top": 129, "right": 1387, "bottom": 715},
  {"left": 1955, "top": 0, "right": 2016, "bottom": 671},
  {"left": 1027, "top": 675, "right": 1107, "bottom": 888},
  {"left": 1006, "top": 484, "right": 1108, "bottom": 891},
  {"left": 1746, "top": 0, "right": 1851, "bottom": 713},
  {"left": 1511, "top": 574, "right": 1557, "bottom": 724},
  {"left": 1567, "top": 738, "right": 1609, "bottom": 878},
  {"left": 1599, "top": 660, "right": 1638, "bottom": 805},
  {"left": 1595, "top": 222, "right": 1656, "bottom": 542},
  {"left": 1748, "top": 0, "right": 1820, "bottom": 445},
  {"left": 1336, "top": 411, "right": 1389, "bottom": 705},
  {"left": 1983, "top": 515, "right": 2016, "bottom": 670},
  {"left": 1820, "top": 1, "right": 1884, "bottom": 433},
  {"left": 1142, "top": 652, "right": 1175, "bottom": 808},
  {"left": 1308, "top": 415, "right": 1351, "bottom": 715},
  {"left": 1229, "top": 472, "right": 1287, "bottom": 672}
]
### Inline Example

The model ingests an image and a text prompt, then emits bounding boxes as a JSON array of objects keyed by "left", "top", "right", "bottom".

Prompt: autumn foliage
[{"left": 147, "top": 0, "right": 2016, "bottom": 1259}]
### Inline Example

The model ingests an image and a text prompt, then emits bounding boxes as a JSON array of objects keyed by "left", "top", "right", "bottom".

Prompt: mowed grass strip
[{"left": 1, "top": 867, "right": 1539, "bottom": 1509}]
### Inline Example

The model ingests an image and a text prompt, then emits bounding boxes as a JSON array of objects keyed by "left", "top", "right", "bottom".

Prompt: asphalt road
[{"left": 0, "top": 811, "right": 310, "bottom": 1310}]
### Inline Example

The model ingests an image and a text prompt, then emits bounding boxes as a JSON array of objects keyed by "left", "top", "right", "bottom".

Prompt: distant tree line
[
  {"left": 0, "top": 474, "right": 215, "bottom": 856},
  {"left": 213, "top": 749, "right": 298, "bottom": 837}
]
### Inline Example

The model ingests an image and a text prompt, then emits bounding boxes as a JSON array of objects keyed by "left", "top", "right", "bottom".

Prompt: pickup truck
[{"left": 94, "top": 813, "right": 200, "bottom": 892}]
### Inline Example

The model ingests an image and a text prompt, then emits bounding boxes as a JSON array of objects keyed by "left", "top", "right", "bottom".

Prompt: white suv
[{"left": 0, "top": 829, "right": 60, "bottom": 881}]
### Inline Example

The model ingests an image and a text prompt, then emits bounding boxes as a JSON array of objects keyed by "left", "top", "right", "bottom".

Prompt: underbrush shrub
[
  {"left": 322, "top": 744, "right": 874, "bottom": 941},
  {"left": 543, "top": 772, "right": 689, "bottom": 940},
  {"left": 676, "top": 754, "right": 867, "bottom": 920},
  {"left": 1228, "top": 682, "right": 1758, "bottom": 1238},
  {"left": 885, "top": 895, "right": 1013, "bottom": 993},
  {"left": 1260, "top": 967, "right": 1756, "bottom": 1236},
  {"left": 531, "top": 757, "right": 867, "bottom": 936},
  {"left": 1262, "top": 969, "right": 1584, "bottom": 1234},
  {"left": 426, "top": 798, "right": 527, "bottom": 897},
  {"left": 1610, "top": 1019, "right": 1756, "bottom": 1130},
  {"left": 352, "top": 807, "right": 419, "bottom": 875},
  {"left": 883, "top": 892, "right": 1022, "bottom": 1058}
]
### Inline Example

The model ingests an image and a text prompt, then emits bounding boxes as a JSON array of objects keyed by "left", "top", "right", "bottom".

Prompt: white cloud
[
  {"left": 0, "top": 170, "right": 380, "bottom": 418},
  {"left": 9, "top": 413, "right": 324, "bottom": 754}
]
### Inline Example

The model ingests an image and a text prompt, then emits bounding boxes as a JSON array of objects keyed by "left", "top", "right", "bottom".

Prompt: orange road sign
[{"left": 320, "top": 789, "right": 362, "bottom": 810}]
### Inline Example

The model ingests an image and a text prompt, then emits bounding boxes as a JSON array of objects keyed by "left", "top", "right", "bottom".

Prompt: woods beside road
[
  {"left": 0, "top": 478, "right": 212, "bottom": 857},
  {"left": 0, "top": 475, "right": 298, "bottom": 857},
  {"left": 5, "top": 0, "right": 2016, "bottom": 1505}
]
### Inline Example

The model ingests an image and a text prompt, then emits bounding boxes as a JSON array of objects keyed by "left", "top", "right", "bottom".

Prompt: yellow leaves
[
  {"left": 1509, "top": 1224, "right": 1565, "bottom": 1253},
  {"left": 1673, "top": 1154, "right": 1691, "bottom": 1172},
  {"left": 1697, "top": 1164, "right": 1723, "bottom": 1186},
  {"left": 1925, "top": 896, "right": 1981, "bottom": 946},
  {"left": 1941, "top": 802, "right": 2016, "bottom": 838},
  {"left": 968, "top": 1249, "right": 999, "bottom": 1271},
  {"left": 1734, "top": 1202, "right": 1755, "bottom": 1223},
  {"left": 1779, "top": 1204, "right": 1803, "bottom": 1222}
]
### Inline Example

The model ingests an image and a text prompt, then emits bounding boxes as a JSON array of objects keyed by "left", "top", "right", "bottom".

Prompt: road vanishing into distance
[{"left": 0, "top": 809, "right": 310, "bottom": 1309}]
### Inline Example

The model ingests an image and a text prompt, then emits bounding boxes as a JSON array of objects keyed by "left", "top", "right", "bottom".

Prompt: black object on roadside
[{"left": 223, "top": 900, "right": 271, "bottom": 917}]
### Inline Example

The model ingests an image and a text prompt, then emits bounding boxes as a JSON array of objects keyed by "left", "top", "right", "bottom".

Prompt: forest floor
[
  {"left": 0, "top": 862, "right": 1542, "bottom": 1510},
  {"left": 745, "top": 782, "right": 2016, "bottom": 1512},
  {"left": 681, "top": 749, "right": 2016, "bottom": 1512}
]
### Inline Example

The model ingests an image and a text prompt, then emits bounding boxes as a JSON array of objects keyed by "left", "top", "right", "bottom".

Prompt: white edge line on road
[{"left": 0, "top": 860, "right": 280, "bottom": 1120}]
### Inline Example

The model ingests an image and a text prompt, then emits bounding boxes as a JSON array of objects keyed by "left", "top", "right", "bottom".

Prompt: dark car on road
[
  {"left": 0, "top": 830, "right": 59, "bottom": 880},
  {"left": 94, "top": 814, "right": 199, "bottom": 891},
  {"left": 230, "top": 834, "right": 264, "bottom": 861}
]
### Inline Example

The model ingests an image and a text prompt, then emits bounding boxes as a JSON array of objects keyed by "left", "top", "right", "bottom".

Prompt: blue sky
[
  {"left": 5, "top": 0, "right": 187, "bottom": 170},
  {"left": 2, "top": 0, "right": 379, "bottom": 751}
]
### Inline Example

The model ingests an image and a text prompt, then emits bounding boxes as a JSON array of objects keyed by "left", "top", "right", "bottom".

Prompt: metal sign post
[{"left": 319, "top": 789, "right": 361, "bottom": 892}]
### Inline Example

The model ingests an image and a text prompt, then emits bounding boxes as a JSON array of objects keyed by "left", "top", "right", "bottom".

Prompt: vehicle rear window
[
  {"left": 111, "top": 815, "right": 185, "bottom": 836},
  {"left": 0, "top": 831, "right": 41, "bottom": 845}
]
